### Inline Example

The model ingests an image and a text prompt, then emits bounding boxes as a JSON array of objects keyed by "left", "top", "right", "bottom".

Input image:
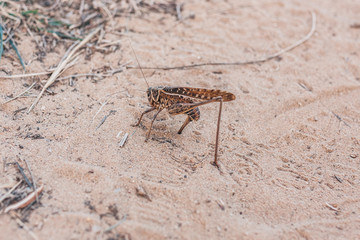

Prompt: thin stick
[
  {"left": 3, "top": 82, "right": 36, "bottom": 104},
  {"left": 96, "top": 115, "right": 109, "bottom": 130},
  {"left": 1, "top": 67, "right": 125, "bottom": 81},
  {"left": 331, "top": 111, "right": 350, "bottom": 127},
  {"left": 92, "top": 100, "right": 108, "bottom": 121},
  {"left": 116, "top": 130, "right": 123, "bottom": 138},
  {"left": 96, "top": 110, "right": 115, "bottom": 130},
  {"left": 0, "top": 71, "right": 51, "bottom": 79},
  {"left": 0, "top": 180, "right": 22, "bottom": 203},
  {"left": 176, "top": 3, "right": 183, "bottom": 21},
  {"left": 23, "top": 158, "right": 38, "bottom": 202},
  {"left": 127, "top": 11, "right": 316, "bottom": 70},
  {"left": 325, "top": 202, "right": 339, "bottom": 211},
  {"left": 27, "top": 27, "right": 101, "bottom": 113},
  {"left": 79, "top": 0, "right": 85, "bottom": 16},
  {"left": 119, "top": 133, "right": 129, "bottom": 147},
  {"left": 14, "top": 162, "right": 33, "bottom": 189},
  {"left": 4, "top": 185, "right": 44, "bottom": 213},
  {"left": 104, "top": 215, "right": 127, "bottom": 233}
]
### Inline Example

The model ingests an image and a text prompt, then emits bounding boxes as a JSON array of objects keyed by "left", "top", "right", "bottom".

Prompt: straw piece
[
  {"left": 27, "top": 27, "right": 101, "bottom": 113},
  {"left": 119, "top": 133, "right": 129, "bottom": 147}
]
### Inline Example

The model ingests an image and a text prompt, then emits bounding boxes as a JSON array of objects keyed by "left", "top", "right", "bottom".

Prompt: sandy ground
[{"left": 1, "top": 0, "right": 360, "bottom": 239}]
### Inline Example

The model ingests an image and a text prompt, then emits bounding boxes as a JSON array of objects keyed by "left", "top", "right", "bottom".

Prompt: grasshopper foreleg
[
  {"left": 132, "top": 107, "right": 156, "bottom": 127},
  {"left": 145, "top": 108, "right": 163, "bottom": 142}
]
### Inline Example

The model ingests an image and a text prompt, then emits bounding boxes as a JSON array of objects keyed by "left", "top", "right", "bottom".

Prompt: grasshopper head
[
  {"left": 147, "top": 87, "right": 160, "bottom": 105},
  {"left": 147, "top": 87, "right": 164, "bottom": 106}
]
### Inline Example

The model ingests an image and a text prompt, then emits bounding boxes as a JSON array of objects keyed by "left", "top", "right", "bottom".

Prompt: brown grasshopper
[{"left": 131, "top": 48, "right": 235, "bottom": 168}]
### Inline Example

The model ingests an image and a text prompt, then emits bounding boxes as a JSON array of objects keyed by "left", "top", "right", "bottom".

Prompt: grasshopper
[{"left": 131, "top": 48, "right": 235, "bottom": 169}]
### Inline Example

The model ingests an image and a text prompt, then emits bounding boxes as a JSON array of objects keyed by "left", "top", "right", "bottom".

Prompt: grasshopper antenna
[{"left": 130, "top": 42, "right": 150, "bottom": 88}]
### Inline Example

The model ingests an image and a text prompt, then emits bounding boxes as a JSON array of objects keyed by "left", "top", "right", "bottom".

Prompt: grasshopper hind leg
[{"left": 178, "top": 107, "right": 200, "bottom": 134}]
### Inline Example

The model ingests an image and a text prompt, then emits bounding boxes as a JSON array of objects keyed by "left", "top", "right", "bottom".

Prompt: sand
[{"left": 1, "top": 0, "right": 360, "bottom": 239}]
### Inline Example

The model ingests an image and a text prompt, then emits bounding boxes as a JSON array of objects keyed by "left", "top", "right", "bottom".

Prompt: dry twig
[
  {"left": 0, "top": 72, "right": 52, "bottom": 79},
  {"left": 23, "top": 158, "right": 38, "bottom": 202},
  {"left": 104, "top": 215, "right": 127, "bottom": 233},
  {"left": 325, "top": 202, "right": 339, "bottom": 211},
  {"left": 128, "top": 11, "right": 317, "bottom": 70},
  {"left": 119, "top": 133, "right": 129, "bottom": 147},
  {"left": 0, "top": 181, "right": 22, "bottom": 204},
  {"left": 2, "top": 82, "right": 36, "bottom": 104}
]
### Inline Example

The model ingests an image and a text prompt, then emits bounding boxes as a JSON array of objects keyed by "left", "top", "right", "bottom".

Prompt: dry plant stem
[
  {"left": 4, "top": 185, "right": 44, "bottom": 213},
  {"left": 0, "top": 67, "right": 125, "bottom": 82},
  {"left": 14, "top": 161, "right": 33, "bottom": 188},
  {"left": 104, "top": 215, "right": 127, "bottom": 233},
  {"left": 79, "top": 0, "right": 85, "bottom": 16},
  {"left": 2, "top": 82, "right": 36, "bottom": 104},
  {"left": 128, "top": 11, "right": 316, "bottom": 70},
  {"left": 96, "top": 115, "right": 109, "bottom": 130},
  {"left": 23, "top": 158, "right": 38, "bottom": 202},
  {"left": 119, "top": 133, "right": 129, "bottom": 147},
  {"left": 325, "top": 202, "right": 339, "bottom": 211},
  {"left": 331, "top": 111, "right": 350, "bottom": 127},
  {"left": 96, "top": 110, "right": 115, "bottom": 130},
  {"left": 27, "top": 27, "right": 101, "bottom": 113},
  {"left": 0, "top": 181, "right": 22, "bottom": 203},
  {"left": 0, "top": 71, "right": 51, "bottom": 79},
  {"left": 116, "top": 130, "right": 123, "bottom": 138},
  {"left": 92, "top": 100, "right": 108, "bottom": 121}
]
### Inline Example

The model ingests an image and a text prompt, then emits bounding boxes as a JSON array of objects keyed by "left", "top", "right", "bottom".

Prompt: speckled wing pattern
[{"left": 161, "top": 87, "right": 236, "bottom": 102}]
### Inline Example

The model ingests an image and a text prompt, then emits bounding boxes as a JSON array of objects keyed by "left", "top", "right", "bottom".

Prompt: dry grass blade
[
  {"left": 104, "top": 215, "right": 127, "bottom": 233},
  {"left": 0, "top": 71, "right": 52, "bottom": 79},
  {"left": 92, "top": 100, "right": 108, "bottom": 122},
  {"left": 3, "top": 82, "right": 36, "bottom": 104},
  {"left": 27, "top": 27, "right": 101, "bottom": 113},
  {"left": 4, "top": 185, "right": 44, "bottom": 213},
  {"left": 23, "top": 158, "right": 38, "bottom": 202},
  {"left": 0, "top": 181, "right": 22, "bottom": 204}
]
